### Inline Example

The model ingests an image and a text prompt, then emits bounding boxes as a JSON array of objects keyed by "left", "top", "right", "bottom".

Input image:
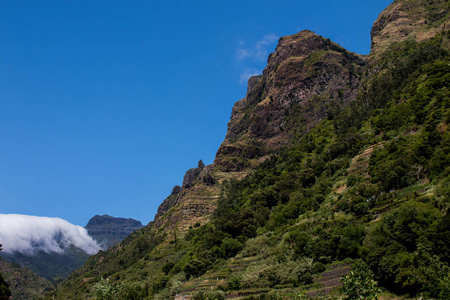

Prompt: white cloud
[
  {"left": 0, "top": 214, "right": 101, "bottom": 255},
  {"left": 240, "top": 69, "right": 261, "bottom": 84},
  {"left": 235, "top": 34, "right": 278, "bottom": 84},
  {"left": 236, "top": 48, "right": 251, "bottom": 60},
  {"left": 236, "top": 34, "right": 278, "bottom": 62},
  {"left": 254, "top": 34, "right": 278, "bottom": 60}
]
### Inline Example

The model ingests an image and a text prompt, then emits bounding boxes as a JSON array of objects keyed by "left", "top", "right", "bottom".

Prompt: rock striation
[
  {"left": 214, "top": 30, "right": 366, "bottom": 171},
  {"left": 85, "top": 215, "right": 144, "bottom": 249},
  {"left": 371, "top": 0, "right": 450, "bottom": 56}
]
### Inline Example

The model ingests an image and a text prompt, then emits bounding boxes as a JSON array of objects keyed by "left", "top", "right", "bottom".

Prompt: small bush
[{"left": 340, "top": 263, "right": 381, "bottom": 300}]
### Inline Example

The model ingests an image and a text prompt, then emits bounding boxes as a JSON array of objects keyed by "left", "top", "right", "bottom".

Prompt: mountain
[
  {"left": 215, "top": 30, "right": 365, "bottom": 170},
  {"left": 0, "top": 214, "right": 101, "bottom": 283},
  {"left": 1, "top": 246, "right": 92, "bottom": 283},
  {"left": 55, "top": 0, "right": 449, "bottom": 299},
  {"left": 85, "top": 215, "right": 144, "bottom": 249},
  {"left": 0, "top": 257, "right": 54, "bottom": 300},
  {"left": 0, "top": 214, "right": 143, "bottom": 285}
]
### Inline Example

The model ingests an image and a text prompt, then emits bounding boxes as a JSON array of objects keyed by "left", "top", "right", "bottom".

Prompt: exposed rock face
[
  {"left": 154, "top": 185, "right": 182, "bottom": 222},
  {"left": 152, "top": 31, "right": 368, "bottom": 232},
  {"left": 154, "top": 161, "right": 217, "bottom": 231},
  {"left": 182, "top": 160, "right": 205, "bottom": 189},
  {"left": 371, "top": 0, "right": 450, "bottom": 56},
  {"left": 214, "top": 30, "right": 366, "bottom": 171},
  {"left": 152, "top": 0, "right": 448, "bottom": 233},
  {"left": 85, "top": 215, "right": 143, "bottom": 249}
]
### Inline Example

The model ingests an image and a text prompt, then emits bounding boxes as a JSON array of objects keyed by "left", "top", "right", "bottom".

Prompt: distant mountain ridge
[
  {"left": 0, "top": 214, "right": 143, "bottom": 298},
  {"left": 85, "top": 215, "right": 144, "bottom": 250}
]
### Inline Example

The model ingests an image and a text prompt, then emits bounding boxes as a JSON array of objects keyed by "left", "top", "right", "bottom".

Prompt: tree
[{"left": 0, "top": 243, "right": 12, "bottom": 300}]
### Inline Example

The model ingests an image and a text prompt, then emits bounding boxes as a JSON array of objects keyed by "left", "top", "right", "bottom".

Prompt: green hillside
[{"left": 54, "top": 0, "right": 449, "bottom": 299}]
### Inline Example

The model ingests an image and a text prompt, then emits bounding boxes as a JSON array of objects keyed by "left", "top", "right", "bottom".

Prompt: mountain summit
[
  {"left": 85, "top": 215, "right": 144, "bottom": 249},
  {"left": 215, "top": 30, "right": 365, "bottom": 171}
]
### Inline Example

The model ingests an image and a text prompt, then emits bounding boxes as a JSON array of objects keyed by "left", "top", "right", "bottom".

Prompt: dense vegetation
[
  {"left": 151, "top": 34, "right": 450, "bottom": 299},
  {"left": 55, "top": 14, "right": 450, "bottom": 300},
  {"left": 0, "top": 245, "right": 12, "bottom": 300},
  {"left": 0, "top": 273, "right": 11, "bottom": 300}
]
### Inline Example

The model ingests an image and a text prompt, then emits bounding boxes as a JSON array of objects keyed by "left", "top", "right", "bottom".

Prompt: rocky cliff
[
  {"left": 214, "top": 30, "right": 366, "bottom": 172},
  {"left": 85, "top": 215, "right": 144, "bottom": 249},
  {"left": 151, "top": 30, "right": 368, "bottom": 234},
  {"left": 371, "top": 0, "right": 449, "bottom": 56}
]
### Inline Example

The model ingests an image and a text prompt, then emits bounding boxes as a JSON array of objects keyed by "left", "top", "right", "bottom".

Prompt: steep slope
[
  {"left": 215, "top": 30, "right": 366, "bottom": 172},
  {"left": 1, "top": 246, "right": 91, "bottom": 282},
  {"left": 85, "top": 215, "right": 144, "bottom": 249},
  {"left": 371, "top": 0, "right": 449, "bottom": 56},
  {"left": 55, "top": 0, "right": 449, "bottom": 299},
  {"left": 149, "top": 32, "right": 366, "bottom": 242},
  {"left": 0, "top": 257, "right": 54, "bottom": 300}
]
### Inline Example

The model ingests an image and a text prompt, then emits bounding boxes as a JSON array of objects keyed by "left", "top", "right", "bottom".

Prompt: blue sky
[{"left": 0, "top": 0, "right": 393, "bottom": 226}]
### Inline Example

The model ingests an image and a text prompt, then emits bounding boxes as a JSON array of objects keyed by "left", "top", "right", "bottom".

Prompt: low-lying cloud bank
[{"left": 0, "top": 214, "right": 101, "bottom": 255}]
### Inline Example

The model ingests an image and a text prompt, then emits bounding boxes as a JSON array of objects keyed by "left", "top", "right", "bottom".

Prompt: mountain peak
[
  {"left": 85, "top": 214, "right": 143, "bottom": 228},
  {"left": 85, "top": 215, "right": 143, "bottom": 249},
  {"left": 214, "top": 30, "right": 365, "bottom": 172},
  {"left": 264, "top": 30, "right": 347, "bottom": 75}
]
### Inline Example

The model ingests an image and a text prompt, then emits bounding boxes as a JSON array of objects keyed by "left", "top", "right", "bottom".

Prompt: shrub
[
  {"left": 93, "top": 278, "right": 124, "bottom": 300},
  {"left": 0, "top": 273, "right": 11, "bottom": 300},
  {"left": 221, "top": 237, "right": 243, "bottom": 258},
  {"left": 340, "top": 263, "right": 381, "bottom": 300}
]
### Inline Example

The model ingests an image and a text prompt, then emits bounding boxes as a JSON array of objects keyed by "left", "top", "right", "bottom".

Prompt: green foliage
[
  {"left": 412, "top": 245, "right": 450, "bottom": 299},
  {"left": 340, "top": 262, "right": 381, "bottom": 300},
  {"left": 227, "top": 276, "right": 242, "bottom": 291},
  {"left": 336, "top": 225, "right": 366, "bottom": 259},
  {"left": 220, "top": 237, "right": 243, "bottom": 258},
  {"left": 93, "top": 278, "right": 124, "bottom": 300},
  {"left": 192, "top": 289, "right": 225, "bottom": 300},
  {"left": 151, "top": 276, "right": 169, "bottom": 294},
  {"left": 286, "top": 230, "right": 312, "bottom": 257},
  {"left": 362, "top": 202, "right": 448, "bottom": 296},
  {"left": 0, "top": 273, "right": 11, "bottom": 300},
  {"left": 0, "top": 244, "right": 11, "bottom": 300},
  {"left": 162, "top": 261, "right": 175, "bottom": 275},
  {"left": 183, "top": 258, "right": 212, "bottom": 279}
]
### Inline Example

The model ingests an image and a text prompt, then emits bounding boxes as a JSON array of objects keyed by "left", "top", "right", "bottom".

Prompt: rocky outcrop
[
  {"left": 85, "top": 215, "right": 143, "bottom": 249},
  {"left": 153, "top": 31, "right": 368, "bottom": 229},
  {"left": 154, "top": 185, "right": 182, "bottom": 222},
  {"left": 371, "top": 0, "right": 450, "bottom": 56},
  {"left": 214, "top": 30, "right": 366, "bottom": 171},
  {"left": 153, "top": 161, "right": 218, "bottom": 231},
  {"left": 182, "top": 160, "right": 205, "bottom": 189}
]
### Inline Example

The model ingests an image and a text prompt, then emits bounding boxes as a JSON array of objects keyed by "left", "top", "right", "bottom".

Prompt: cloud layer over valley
[{"left": 0, "top": 214, "right": 101, "bottom": 255}]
